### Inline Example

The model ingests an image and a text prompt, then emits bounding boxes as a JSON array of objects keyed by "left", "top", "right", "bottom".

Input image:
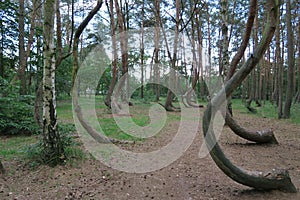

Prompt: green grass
[
  {"left": 0, "top": 136, "right": 38, "bottom": 160},
  {"left": 56, "top": 96, "right": 185, "bottom": 141},
  {"left": 231, "top": 99, "right": 300, "bottom": 125}
]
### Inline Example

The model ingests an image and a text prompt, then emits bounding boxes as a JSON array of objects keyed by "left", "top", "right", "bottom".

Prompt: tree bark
[
  {"left": 18, "top": 0, "right": 26, "bottom": 94},
  {"left": 283, "top": 0, "right": 295, "bottom": 118},
  {"left": 225, "top": 110, "right": 278, "bottom": 144},
  {"left": 140, "top": 0, "right": 145, "bottom": 99},
  {"left": 223, "top": 0, "right": 277, "bottom": 143},
  {"left": 225, "top": 0, "right": 257, "bottom": 82},
  {"left": 42, "top": 0, "right": 64, "bottom": 165},
  {"left": 71, "top": 0, "right": 114, "bottom": 144},
  {"left": 163, "top": 0, "right": 180, "bottom": 111},
  {"left": 104, "top": 0, "right": 118, "bottom": 108},
  {"left": 71, "top": 0, "right": 103, "bottom": 89},
  {"left": 296, "top": 7, "right": 300, "bottom": 103},
  {"left": 0, "top": 159, "right": 4, "bottom": 174},
  {"left": 276, "top": 6, "right": 283, "bottom": 118},
  {"left": 203, "top": 0, "right": 297, "bottom": 192},
  {"left": 114, "top": 0, "right": 130, "bottom": 106}
]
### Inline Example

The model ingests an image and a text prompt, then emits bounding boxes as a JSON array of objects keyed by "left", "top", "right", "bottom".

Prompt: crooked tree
[
  {"left": 223, "top": 0, "right": 277, "bottom": 144},
  {"left": 203, "top": 0, "right": 297, "bottom": 192}
]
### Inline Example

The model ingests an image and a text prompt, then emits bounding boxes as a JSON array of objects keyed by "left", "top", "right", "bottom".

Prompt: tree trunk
[
  {"left": 104, "top": 0, "right": 118, "bottom": 108},
  {"left": 114, "top": 0, "right": 130, "bottom": 106},
  {"left": 42, "top": 0, "right": 64, "bottom": 165},
  {"left": 276, "top": 7, "right": 283, "bottom": 118},
  {"left": 18, "top": 0, "right": 26, "bottom": 95},
  {"left": 0, "top": 159, "right": 4, "bottom": 174},
  {"left": 72, "top": 0, "right": 103, "bottom": 89},
  {"left": 296, "top": 9, "right": 300, "bottom": 103},
  {"left": 226, "top": 0, "right": 257, "bottom": 115},
  {"left": 225, "top": 111, "right": 278, "bottom": 144},
  {"left": 164, "top": 0, "right": 180, "bottom": 111},
  {"left": 283, "top": 0, "right": 295, "bottom": 118},
  {"left": 220, "top": 0, "right": 229, "bottom": 77},
  {"left": 184, "top": 10, "right": 203, "bottom": 108},
  {"left": 140, "top": 0, "right": 145, "bottom": 99},
  {"left": 203, "top": 0, "right": 296, "bottom": 192},
  {"left": 71, "top": 0, "right": 112, "bottom": 143},
  {"left": 224, "top": 0, "right": 278, "bottom": 144}
]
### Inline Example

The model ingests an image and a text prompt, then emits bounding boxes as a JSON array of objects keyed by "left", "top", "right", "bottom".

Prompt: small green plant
[
  {"left": 0, "top": 78, "right": 39, "bottom": 135},
  {"left": 25, "top": 124, "right": 86, "bottom": 167}
]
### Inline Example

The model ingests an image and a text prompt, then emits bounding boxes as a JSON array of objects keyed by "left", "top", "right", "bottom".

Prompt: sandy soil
[{"left": 1, "top": 108, "right": 300, "bottom": 200}]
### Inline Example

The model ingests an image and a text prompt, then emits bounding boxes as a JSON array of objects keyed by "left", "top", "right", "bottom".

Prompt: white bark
[{"left": 42, "top": 0, "right": 64, "bottom": 163}]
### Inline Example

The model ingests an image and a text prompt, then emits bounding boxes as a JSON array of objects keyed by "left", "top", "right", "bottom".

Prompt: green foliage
[
  {"left": 0, "top": 0, "right": 18, "bottom": 57},
  {"left": 56, "top": 50, "right": 73, "bottom": 97},
  {"left": 0, "top": 78, "right": 39, "bottom": 135}
]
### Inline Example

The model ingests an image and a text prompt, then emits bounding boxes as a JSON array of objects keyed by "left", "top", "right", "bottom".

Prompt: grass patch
[
  {"left": 231, "top": 99, "right": 300, "bottom": 125},
  {"left": 56, "top": 96, "right": 184, "bottom": 141},
  {"left": 0, "top": 135, "right": 38, "bottom": 160}
]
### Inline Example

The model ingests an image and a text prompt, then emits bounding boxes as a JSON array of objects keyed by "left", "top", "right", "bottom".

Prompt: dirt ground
[{"left": 1, "top": 108, "right": 300, "bottom": 200}]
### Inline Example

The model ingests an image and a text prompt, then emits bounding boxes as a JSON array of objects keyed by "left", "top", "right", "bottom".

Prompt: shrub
[
  {"left": 25, "top": 124, "right": 86, "bottom": 167},
  {"left": 0, "top": 78, "right": 39, "bottom": 135}
]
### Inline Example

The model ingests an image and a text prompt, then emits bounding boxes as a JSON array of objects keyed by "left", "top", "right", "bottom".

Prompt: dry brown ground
[{"left": 1, "top": 108, "right": 300, "bottom": 200}]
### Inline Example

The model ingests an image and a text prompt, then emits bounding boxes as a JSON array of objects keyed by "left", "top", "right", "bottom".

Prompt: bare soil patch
[{"left": 1, "top": 109, "right": 300, "bottom": 199}]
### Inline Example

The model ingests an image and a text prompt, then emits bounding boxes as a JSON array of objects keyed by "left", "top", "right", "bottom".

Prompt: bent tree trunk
[
  {"left": 224, "top": 0, "right": 277, "bottom": 144},
  {"left": 225, "top": 110, "right": 278, "bottom": 144},
  {"left": 203, "top": 0, "right": 297, "bottom": 192},
  {"left": 0, "top": 159, "right": 4, "bottom": 174}
]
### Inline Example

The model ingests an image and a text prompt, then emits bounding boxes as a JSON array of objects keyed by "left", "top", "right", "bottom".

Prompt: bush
[
  {"left": 25, "top": 124, "right": 86, "bottom": 167},
  {"left": 0, "top": 78, "right": 39, "bottom": 135}
]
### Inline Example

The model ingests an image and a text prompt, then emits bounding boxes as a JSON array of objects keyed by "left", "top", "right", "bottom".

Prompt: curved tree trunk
[
  {"left": 71, "top": 0, "right": 103, "bottom": 89},
  {"left": 202, "top": 0, "right": 297, "bottom": 192},
  {"left": 0, "top": 159, "right": 4, "bottom": 174},
  {"left": 185, "top": 88, "right": 204, "bottom": 108},
  {"left": 225, "top": 110, "right": 278, "bottom": 144},
  {"left": 204, "top": 104, "right": 296, "bottom": 192},
  {"left": 223, "top": 0, "right": 277, "bottom": 143}
]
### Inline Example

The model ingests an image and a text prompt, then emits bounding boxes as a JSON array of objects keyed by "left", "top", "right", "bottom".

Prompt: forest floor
[{"left": 1, "top": 103, "right": 300, "bottom": 200}]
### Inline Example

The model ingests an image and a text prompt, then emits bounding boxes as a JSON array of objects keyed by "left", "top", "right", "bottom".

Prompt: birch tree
[{"left": 42, "top": 0, "right": 64, "bottom": 164}]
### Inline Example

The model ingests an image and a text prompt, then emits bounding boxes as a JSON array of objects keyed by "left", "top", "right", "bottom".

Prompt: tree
[
  {"left": 223, "top": 0, "right": 277, "bottom": 144},
  {"left": 283, "top": 0, "right": 295, "bottom": 118},
  {"left": 203, "top": 0, "right": 297, "bottom": 192},
  {"left": 16, "top": 0, "right": 39, "bottom": 95},
  {"left": 0, "top": 0, "right": 18, "bottom": 78},
  {"left": 42, "top": 0, "right": 65, "bottom": 165},
  {"left": 163, "top": 0, "right": 181, "bottom": 111},
  {"left": 0, "top": 159, "right": 4, "bottom": 174},
  {"left": 18, "top": 0, "right": 26, "bottom": 95},
  {"left": 276, "top": 4, "right": 283, "bottom": 118},
  {"left": 104, "top": 0, "right": 118, "bottom": 108},
  {"left": 140, "top": 0, "right": 145, "bottom": 99}
]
